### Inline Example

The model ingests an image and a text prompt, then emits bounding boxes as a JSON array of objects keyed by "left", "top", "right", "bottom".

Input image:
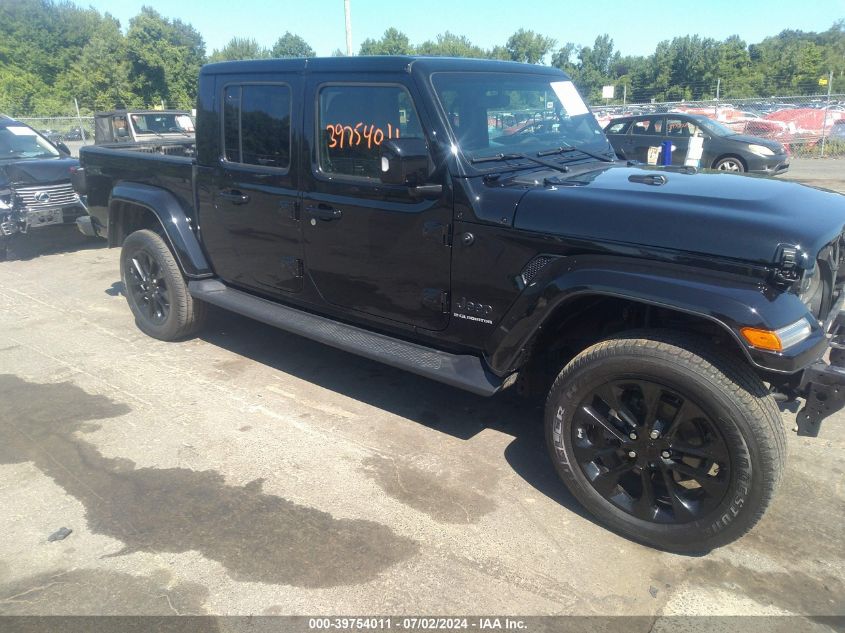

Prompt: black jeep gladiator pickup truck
[{"left": 76, "top": 57, "right": 845, "bottom": 552}]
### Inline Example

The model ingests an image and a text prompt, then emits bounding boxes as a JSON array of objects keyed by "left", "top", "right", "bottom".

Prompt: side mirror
[
  {"left": 56, "top": 141, "right": 71, "bottom": 155},
  {"left": 379, "top": 138, "right": 431, "bottom": 187},
  {"left": 116, "top": 127, "right": 129, "bottom": 139}
]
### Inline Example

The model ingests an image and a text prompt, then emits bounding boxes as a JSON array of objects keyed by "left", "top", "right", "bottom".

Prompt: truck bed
[{"left": 79, "top": 143, "right": 197, "bottom": 236}]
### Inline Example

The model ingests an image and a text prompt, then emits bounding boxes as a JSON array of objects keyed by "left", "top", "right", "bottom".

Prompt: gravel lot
[{"left": 0, "top": 166, "right": 844, "bottom": 627}]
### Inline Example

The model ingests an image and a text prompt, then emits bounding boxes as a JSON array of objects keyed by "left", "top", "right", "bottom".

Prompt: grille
[
  {"left": 521, "top": 255, "right": 557, "bottom": 285},
  {"left": 14, "top": 182, "right": 80, "bottom": 211}
]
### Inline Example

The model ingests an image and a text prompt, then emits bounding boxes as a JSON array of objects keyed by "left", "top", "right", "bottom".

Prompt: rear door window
[
  {"left": 223, "top": 83, "right": 291, "bottom": 170},
  {"left": 632, "top": 118, "right": 663, "bottom": 135}
]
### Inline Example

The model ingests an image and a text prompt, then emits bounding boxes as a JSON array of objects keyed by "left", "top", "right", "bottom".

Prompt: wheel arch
[
  {"left": 108, "top": 182, "right": 213, "bottom": 278},
  {"left": 712, "top": 154, "right": 747, "bottom": 171},
  {"left": 485, "top": 255, "right": 819, "bottom": 387}
]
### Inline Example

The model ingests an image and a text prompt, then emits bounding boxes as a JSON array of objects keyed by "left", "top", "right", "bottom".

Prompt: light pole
[{"left": 344, "top": 0, "right": 352, "bottom": 56}]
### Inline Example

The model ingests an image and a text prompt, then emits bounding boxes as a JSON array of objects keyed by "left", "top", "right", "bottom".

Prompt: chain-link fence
[
  {"left": 13, "top": 116, "right": 95, "bottom": 153},
  {"left": 590, "top": 94, "right": 845, "bottom": 158}
]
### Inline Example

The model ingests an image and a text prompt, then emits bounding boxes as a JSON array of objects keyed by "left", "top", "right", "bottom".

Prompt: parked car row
[{"left": 35, "top": 126, "right": 91, "bottom": 143}]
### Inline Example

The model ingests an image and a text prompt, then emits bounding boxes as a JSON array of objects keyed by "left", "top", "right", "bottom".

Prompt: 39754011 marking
[{"left": 308, "top": 617, "right": 393, "bottom": 630}]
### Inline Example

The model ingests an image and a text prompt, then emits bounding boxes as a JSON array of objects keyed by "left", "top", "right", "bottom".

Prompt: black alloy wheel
[
  {"left": 125, "top": 248, "right": 171, "bottom": 325},
  {"left": 120, "top": 229, "right": 206, "bottom": 340},
  {"left": 572, "top": 378, "right": 731, "bottom": 524}
]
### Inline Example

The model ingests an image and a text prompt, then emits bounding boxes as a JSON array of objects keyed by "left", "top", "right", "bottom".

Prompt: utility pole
[
  {"left": 715, "top": 77, "right": 721, "bottom": 118},
  {"left": 344, "top": 0, "right": 352, "bottom": 56},
  {"left": 623, "top": 84, "right": 627, "bottom": 107},
  {"left": 74, "top": 98, "right": 86, "bottom": 143},
  {"left": 820, "top": 69, "right": 834, "bottom": 158}
]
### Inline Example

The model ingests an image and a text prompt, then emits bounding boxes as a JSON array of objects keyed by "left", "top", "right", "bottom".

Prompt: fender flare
[
  {"left": 109, "top": 182, "right": 212, "bottom": 278},
  {"left": 485, "top": 254, "right": 825, "bottom": 376}
]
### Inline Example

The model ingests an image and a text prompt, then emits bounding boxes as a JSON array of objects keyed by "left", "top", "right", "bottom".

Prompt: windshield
[
  {"left": 694, "top": 117, "right": 736, "bottom": 137},
  {"left": 130, "top": 113, "right": 195, "bottom": 136},
  {"left": 431, "top": 72, "right": 610, "bottom": 162},
  {"left": 0, "top": 125, "right": 60, "bottom": 160}
]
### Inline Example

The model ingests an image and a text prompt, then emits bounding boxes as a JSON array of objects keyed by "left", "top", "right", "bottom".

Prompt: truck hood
[
  {"left": 0, "top": 157, "right": 79, "bottom": 189},
  {"left": 512, "top": 165, "right": 845, "bottom": 265}
]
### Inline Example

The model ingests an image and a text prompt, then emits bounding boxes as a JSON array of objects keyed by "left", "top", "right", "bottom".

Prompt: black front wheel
[
  {"left": 545, "top": 330, "right": 785, "bottom": 552},
  {"left": 120, "top": 229, "right": 206, "bottom": 340}
]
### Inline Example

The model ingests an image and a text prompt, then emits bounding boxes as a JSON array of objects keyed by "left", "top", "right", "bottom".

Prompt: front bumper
[
  {"left": 796, "top": 310, "right": 845, "bottom": 436},
  {"left": 0, "top": 202, "right": 88, "bottom": 236},
  {"left": 749, "top": 156, "right": 790, "bottom": 176}
]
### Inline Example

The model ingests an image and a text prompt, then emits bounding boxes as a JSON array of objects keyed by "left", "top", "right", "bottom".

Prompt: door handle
[
  {"left": 305, "top": 204, "right": 343, "bottom": 221},
  {"left": 219, "top": 190, "right": 250, "bottom": 205}
]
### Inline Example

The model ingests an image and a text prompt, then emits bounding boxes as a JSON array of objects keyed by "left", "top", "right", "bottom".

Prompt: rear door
[
  {"left": 666, "top": 117, "right": 694, "bottom": 166},
  {"left": 629, "top": 117, "right": 665, "bottom": 163},
  {"left": 203, "top": 76, "right": 304, "bottom": 294},
  {"left": 300, "top": 78, "right": 452, "bottom": 331}
]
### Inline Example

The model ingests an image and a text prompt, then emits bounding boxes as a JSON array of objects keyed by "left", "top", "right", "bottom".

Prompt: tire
[
  {"left": 545, "top": 330, "right": 785, "bottom": 553},
  {"left": 120, "top": 229, "right": 207, "bottom": 340},
  {"left": 713, "top": 156, "right": 746, "bottom": 172}
]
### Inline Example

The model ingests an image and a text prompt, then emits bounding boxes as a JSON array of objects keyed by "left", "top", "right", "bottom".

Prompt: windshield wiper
[
  {"left": 470, "top": 152, "right": 570, "bottom": 173},
  {"left": 537, "top": 144, "right": 615, "bottom": 163},
  {"left": 470, "top": 153, "right": 525, "bottom": 164}
]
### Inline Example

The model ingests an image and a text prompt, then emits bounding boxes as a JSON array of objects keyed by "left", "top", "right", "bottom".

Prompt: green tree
[
  {"left": 416, "top": 32, "right": 485, "bottom": 58},
  {"left": 126, "top": 7, "right": 205, "bottom": 108},
  {"left": 0, "top": 0, "right": 119, "bottom": 114},
  {"left": 270, "top": 32, "right": 315, "bottom": 58},
  {"left": 505, "top": 29, "right": 556, "bottom": 64},
  {"left": 359, "top": 28, "right": 413, "bottom": 55},
  {"left": 715, "top": 35, "right": 756, "bottom": 97},
  {"left": 59, "top": 15, "right": 133, "bottom": 111},
  {"left": 486, "top": 45, "right": 511, "bottom": 61},
  {"left": 209, "top": 37, "right": 268, "bottom": 62},
  {"left": 794, "top": 41, "right": 824, "bottom": 92}
]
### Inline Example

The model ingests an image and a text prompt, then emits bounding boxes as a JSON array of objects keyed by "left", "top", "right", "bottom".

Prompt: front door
[
  {"left": 301, "top": 79, "right": 452, "bottom": 331},
  {"left": 204, "top": 78, "right": 304, "bottom": 294}
]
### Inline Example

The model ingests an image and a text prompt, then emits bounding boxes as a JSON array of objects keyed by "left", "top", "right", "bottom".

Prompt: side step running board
[{"left": 188, "top": 279, "right": 504, "bottom": 396}]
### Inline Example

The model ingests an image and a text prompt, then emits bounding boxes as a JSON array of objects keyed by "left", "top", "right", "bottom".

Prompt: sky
[{"left": 74, "top": 0, "right": 844, "bottom": 58}]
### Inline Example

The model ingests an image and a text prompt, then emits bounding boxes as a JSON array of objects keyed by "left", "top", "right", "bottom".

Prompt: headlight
[
  {"left": 0, "top": 189, "right": 11, "bottom": 210},
  {"left": 799, "top": 266, "right": 824, "bottom": 318},
  {"left": 748, "top": 144, "right": 775, "bottom": 157}
]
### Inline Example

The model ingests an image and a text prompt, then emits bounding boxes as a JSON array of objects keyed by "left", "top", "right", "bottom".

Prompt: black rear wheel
[
  {"left": 545, "top": 330, "right": 785, "bottom": 552},
  {"left": 120, "top": 229, "right": 206, "bottom": 340}
]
